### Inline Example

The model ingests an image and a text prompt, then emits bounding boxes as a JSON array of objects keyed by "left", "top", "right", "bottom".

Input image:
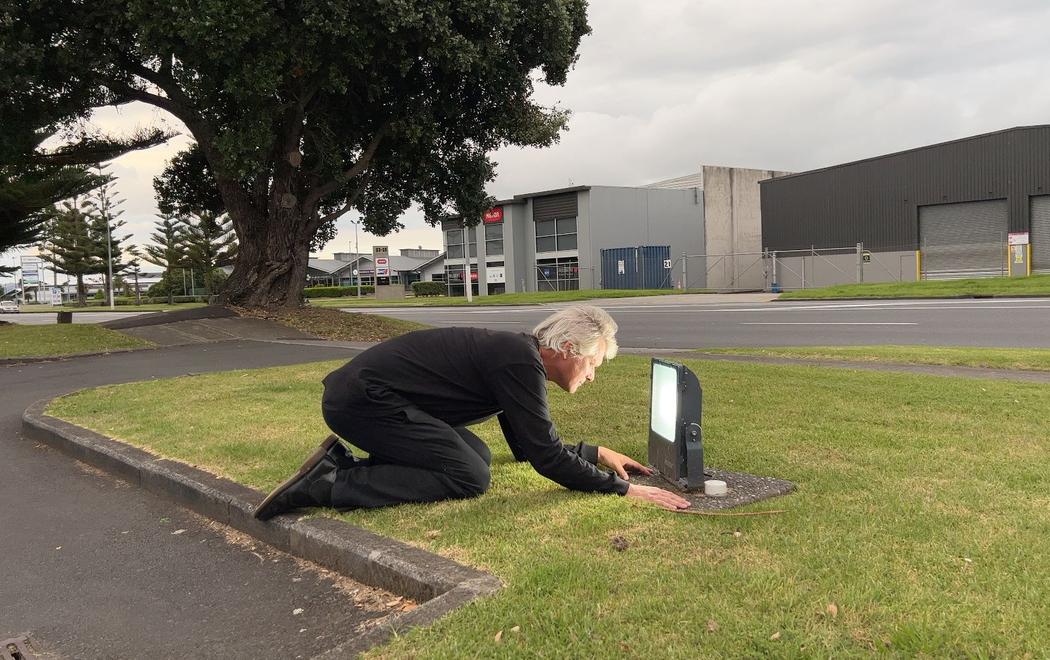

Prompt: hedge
[
  {"left": 302, "top": 285, "right": 375, "bottom": 298},
  {"left": 411, "top": 281, "right": 446, "bottom": 297}
]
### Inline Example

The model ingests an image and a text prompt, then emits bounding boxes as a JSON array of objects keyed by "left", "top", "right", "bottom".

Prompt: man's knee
[{"left": 454, "top": 463, "right": 491, "bottom": 498}]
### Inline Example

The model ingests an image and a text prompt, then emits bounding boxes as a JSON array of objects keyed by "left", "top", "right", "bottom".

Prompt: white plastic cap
[{"left": 704, "top": 479, "right": 728, "bottom": 497}]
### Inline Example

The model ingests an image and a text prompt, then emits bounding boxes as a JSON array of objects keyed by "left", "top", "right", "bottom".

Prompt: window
[
  {"left": 444, "top": 264, "right": 478, "bottom": 296},
  {"left": 485, "top": 223, "right": 504, "bottom": 256},
  {"left": 536, "top": 256, "right": 579, "bottom": 291},
  {"left": 536, "top": 216, "right": 577, "bottom": 254},
  {"left": 445, "top": 228, "right": 463, "bottom": 260}
]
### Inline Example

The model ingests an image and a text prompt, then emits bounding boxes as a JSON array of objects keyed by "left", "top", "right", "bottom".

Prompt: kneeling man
[{"left": 255, "top": 304, "right": 690, "bottom": 519}]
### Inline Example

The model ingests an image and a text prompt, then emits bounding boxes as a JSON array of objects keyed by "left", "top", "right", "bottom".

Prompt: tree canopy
[{"left": 2, "top": 0, "right": 591, "bottom": 307}]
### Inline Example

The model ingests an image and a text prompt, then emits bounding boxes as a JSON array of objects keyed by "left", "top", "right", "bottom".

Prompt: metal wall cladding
[
  {"left": 760, "top": 126, "right": 1050, "bottom": 251},
  {"left": 600, "top": 246, "right": 672, "bottom": 289},
  {"left": 1031, "top": 195, "right": 1050, "bottom": 272},
  {"left": 533, "top": 193, "right": 579, "bottom": 222}
]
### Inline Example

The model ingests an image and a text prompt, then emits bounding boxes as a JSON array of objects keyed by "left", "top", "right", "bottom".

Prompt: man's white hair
[{"left": 532, "top": 305, "right": 619, "bottom": 359}]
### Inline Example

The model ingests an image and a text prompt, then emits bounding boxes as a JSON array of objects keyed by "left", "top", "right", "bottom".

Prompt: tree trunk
[
  {"left": 76, "top": 274, "right": 85, "bottom": 306},
  {"left": 220, "top": 205, "right": 311, "bottom": 309}
]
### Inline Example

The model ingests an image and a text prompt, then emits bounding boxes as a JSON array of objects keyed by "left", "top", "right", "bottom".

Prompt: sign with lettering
[
  {"left": 375, "top": 256, "right": 389, "bottom": 277},
  {"left": 483, "top": 207, "right": 504, "bottom": 224}
]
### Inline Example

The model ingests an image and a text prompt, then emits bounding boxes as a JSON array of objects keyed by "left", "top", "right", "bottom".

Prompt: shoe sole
[{"left": 254, "top": 434, "right": 341, "bottom": 520}]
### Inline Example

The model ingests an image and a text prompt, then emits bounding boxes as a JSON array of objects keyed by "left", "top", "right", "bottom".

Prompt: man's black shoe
[
  {"left": 254, "top": 436, "right": 340, "bottom": 520},
  {"left": 324, "top": 433, "right": 365, "bottom": 468}
]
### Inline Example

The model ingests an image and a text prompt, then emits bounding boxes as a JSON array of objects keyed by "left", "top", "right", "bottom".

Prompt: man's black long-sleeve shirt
[{"left": 321, "top": 327, "right": 629, "bottom": 495}]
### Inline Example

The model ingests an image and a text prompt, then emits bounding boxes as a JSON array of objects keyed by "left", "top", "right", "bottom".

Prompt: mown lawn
[
  {"left": 15, "top": 302, "right": 208, "bottom": 313},
  {"left": 308, "top": 288, "right": 711, "bottom": 308},
  {"left": 779, "top": 273, "right": 1050, "bottom": 299},
  {"left": 0, "top": 324, "right": 153, "bottom": 358},
  {"left": 47, "top": 355, "right": 1050, "bottom": 657},
  {"left": 700, "top": 345, "right": 1050, "bottom": 371}
]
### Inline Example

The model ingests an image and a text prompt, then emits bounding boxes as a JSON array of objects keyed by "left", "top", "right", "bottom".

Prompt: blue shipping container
[{"left": 600, "top": 245, "right": 672, "bottom": 289}]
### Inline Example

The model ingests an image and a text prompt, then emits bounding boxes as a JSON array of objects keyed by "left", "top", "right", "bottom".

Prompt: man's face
[{"left": 560, "top": 339, "right": 607, "bottom": 394}]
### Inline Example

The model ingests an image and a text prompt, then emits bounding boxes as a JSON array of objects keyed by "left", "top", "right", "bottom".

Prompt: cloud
[{"left": 6, "top": 0, "right": 1050, "bottom": 279}]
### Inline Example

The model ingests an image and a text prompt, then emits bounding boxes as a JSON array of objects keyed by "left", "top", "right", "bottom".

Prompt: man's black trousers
[{"left": 321, "top": 403, "right": 493, "bottom": 509}]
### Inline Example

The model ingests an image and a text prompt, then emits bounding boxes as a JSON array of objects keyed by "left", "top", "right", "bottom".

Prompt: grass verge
[
  {"left": 308, "top": 288, "right": 712, "bottom": 308},
  {"left": 235, "top": 306, "right": 428, "bottom": 342},
  {"left": 46, "top": 355, "right": 1050, "bottom": 656},
  {"left": 0, "top": 324, "right": 153, "bottom": 358},
  {"left": 14, "top": 302, "right": 208, "bottom": 313},
  {"left": 700, "top": 345, "right": 1050, "bottom": 372},
  {"left": 779, "top": 273, "right": 1050, "bottom": 299}
]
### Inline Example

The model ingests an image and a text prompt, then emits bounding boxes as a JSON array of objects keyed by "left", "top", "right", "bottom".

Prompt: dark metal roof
[{"left": 760, "top": 125, "right": 1050, "bottom": 184}]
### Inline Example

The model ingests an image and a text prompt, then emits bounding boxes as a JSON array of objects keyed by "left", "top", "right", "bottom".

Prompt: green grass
[
  {"left": 309, "top": 288, "right": 711, "bottom": 308},
  {"left": 0, "top": 324, "right": 153, "bottom": 358},
  {"left": 46, "top": 354, "right": 1050, "bottom": 656},
  {"left": 779, "top": 273, "right": 1050, "bottom": 299},
  {"left": 700, "top": 345, "right": 1050, "bottom": 372},
  {"left": 15, "top": 302, "right": 207, "bottom": 313}
]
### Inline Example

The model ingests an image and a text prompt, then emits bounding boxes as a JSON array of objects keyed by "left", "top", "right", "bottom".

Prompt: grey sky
[{"left": 6, "top": 0, "right": 1050, "bottom": 277}]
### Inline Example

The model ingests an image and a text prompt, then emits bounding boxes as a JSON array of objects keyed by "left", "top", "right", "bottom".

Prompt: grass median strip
[
  {"left": 779, "top": 273, "right": 1050, "bottom": 300},
  {"left": 700, "top": 345, "right": 1050, "bottom": 372},
  {"left": 0, "top": 324, "right": 153, "bottom": 358},
  {"left": 47, "top": 356, "right": 1050, "bottom": 656},
  {"left": 308, "top": 288, "right": 712, "bottom": 308}
]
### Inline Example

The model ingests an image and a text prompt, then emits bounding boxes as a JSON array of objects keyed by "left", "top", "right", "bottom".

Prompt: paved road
[
  {"left": 345, "top": 297, "right": 1050, "bottom": 349},
  {"left": 0, "top": 340, "right": 385, "bottom": 659},
  {"left": 2, "top": 310, "right": 154, "bottom": 325}
]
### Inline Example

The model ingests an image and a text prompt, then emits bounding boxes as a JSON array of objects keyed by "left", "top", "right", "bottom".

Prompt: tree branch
[
  {"left": 302, "top": 125, "right": 388, "bottom": 210},
  {"left": 310, "top": 171, "right": 371, "bottom": 233}
]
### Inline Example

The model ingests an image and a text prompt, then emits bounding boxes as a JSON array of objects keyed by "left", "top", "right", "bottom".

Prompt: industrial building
[
  {"left": 440, "top": 167, "right": 787, "bottom": 296},
  {"left": 760, "top": 125, "right": 1050, "bottom": 286}
]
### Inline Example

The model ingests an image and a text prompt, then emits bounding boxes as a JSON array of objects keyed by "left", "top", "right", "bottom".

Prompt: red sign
[
  {"left": 470, "top": 271, "right": 479, "bottom": 282},
  {"left": 482, "top": 207, "right": 504, "bottom": 223}
]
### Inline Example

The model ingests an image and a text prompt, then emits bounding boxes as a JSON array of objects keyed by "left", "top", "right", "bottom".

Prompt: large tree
[{"left": 3, "top": 0, "right": 590, "bottom": 308}]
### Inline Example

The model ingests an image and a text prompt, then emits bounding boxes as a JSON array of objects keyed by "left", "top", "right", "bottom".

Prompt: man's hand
[
  {"left": 597, "top": 446, "right": 653, "bottom": 480},
  {"left": 626, "top": 484, "right": 691, "bottom": 510}
]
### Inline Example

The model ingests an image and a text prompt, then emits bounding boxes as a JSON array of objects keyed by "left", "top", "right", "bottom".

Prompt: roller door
[
  {"left": 919, "top": 200, "right": 1007, "bottom": 279},
  {"left": 1031, "top": 195, "right": 1050, "bottom": 273}
]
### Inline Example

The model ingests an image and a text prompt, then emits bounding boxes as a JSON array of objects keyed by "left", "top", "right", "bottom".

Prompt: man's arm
[
  {"left": 489, "top": 362, "right": 628, "bottom": 495},
  {"left": 498, "top": 412, "right": 600, "bottom": 465}
]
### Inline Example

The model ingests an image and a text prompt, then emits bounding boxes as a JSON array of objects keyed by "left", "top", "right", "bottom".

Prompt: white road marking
[{"left": 740, "top": 322, "right": 919, "bottom": 325}]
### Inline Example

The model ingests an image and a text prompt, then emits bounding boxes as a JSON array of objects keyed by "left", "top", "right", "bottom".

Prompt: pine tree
[
  {"left": 38, "top": 198, "right": 97, "bottom": 306},
  {"left": 179, "top": 211, "right": 237, "bottom": 297},
  {"left": 84, "top": 173, "right": 131, "bottom": 307},
  {"left": 141, "top": 214, "right": 186, "bottom": 305}
]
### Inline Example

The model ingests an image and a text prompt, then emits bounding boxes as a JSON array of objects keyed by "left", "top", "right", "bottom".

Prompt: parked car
[{"left": 0, "top": 300, "right": 19, "bottom": 313}]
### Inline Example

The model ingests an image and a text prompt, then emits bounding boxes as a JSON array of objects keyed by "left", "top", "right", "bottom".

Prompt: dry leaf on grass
[
  {"left": 826, "top": 602, "right": 839, "bottom": 619},
  {"left": 610, "top": 535, "right": 630, "bottom": 552},
  {"left": 510, "top": 625, "right": 520, "bottom": 633},
  {"left": 706, "top": 619, "right": 719, "bottom": 632},
  {"left": 770, "top": 631, "right": 781, "bottom": 641},
  {"left": 494, "top": 630, "right": 503, "bottom": 643},
  {"left": 424, "top": 530, "right": 441, "bottom": 539}
]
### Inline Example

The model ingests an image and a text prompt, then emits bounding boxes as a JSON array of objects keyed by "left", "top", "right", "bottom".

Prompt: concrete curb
[
  {"left": 0, "top": 347, "right": 156, "bottom": 367},
  {"left": 22, "top": 398, "right": 502, "bottom": 654}
]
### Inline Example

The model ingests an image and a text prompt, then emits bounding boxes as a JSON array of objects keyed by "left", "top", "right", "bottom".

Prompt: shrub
[
  {"left": 302, "top": 285, "right": 375, "bottom": 298},
  {"left": 412, "top": 281, "right": 446, "bottom": 297}
]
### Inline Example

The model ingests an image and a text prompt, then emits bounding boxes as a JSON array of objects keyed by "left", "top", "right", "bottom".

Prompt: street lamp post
[{"left": 351, "top": 219, "right": 362, "bottom": 298}]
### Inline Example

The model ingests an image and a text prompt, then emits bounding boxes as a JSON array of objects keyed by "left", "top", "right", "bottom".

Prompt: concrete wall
[
  {"left": 701, "top": 166, "right": 791, "bottom": 290},
  {"left": 585, "top": 186, "right": 704, "bottom": 289},
  {"left": 772, "top": 249, "right": 919, "bottom": 289},
  {"left": 500, "top": 202, "right": 528, "bottom": 293}
]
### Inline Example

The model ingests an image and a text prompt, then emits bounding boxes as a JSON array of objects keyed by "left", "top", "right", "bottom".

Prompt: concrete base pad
[{"left": 635, "top": 467, "right": 794, "bottom": 511}]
